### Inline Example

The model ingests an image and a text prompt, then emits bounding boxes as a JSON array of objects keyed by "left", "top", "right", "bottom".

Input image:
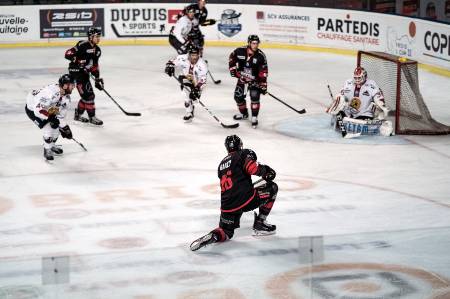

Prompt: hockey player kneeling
[
  {"left": 190, "top": 135, "right": 278, "bottom": 251},
  {"left": 25, "top": 74, "right": 75, "bottom": 161},
  {"left": 327, "top": 67, "right": 393, "bottom": 137},
  {"left": 165, "top": 45, "right": 208, "bottom": 122}
]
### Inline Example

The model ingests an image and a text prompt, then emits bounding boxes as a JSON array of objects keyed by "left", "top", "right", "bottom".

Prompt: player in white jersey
[
  {"left": 25, "top": 74, "right": 75, "bottom": 161},
  {"left": 164, "top": 46, "right": 208, "bottom": 121},
  {"left": 169, "top": 6, "right": 195, "bottom": 55},
  {"left": 327, "top": 67, "right": 392, "bottom": 136},
  {"left": 330, "top": 67, "right": 389, "bottom": 120}
]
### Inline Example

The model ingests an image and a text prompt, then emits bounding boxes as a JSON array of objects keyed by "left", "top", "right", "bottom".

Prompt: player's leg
[
  {"left": 233, "top": 82, "right": 248, "bottom": 120},
  {"left": 248, "top": 85, "right": 261, "bottom": 128},
  {"left": 252, "top": 182, "right": 278, "bottom": 235},
  {"left": 77, "top": 79, "right": 103, "bottom": 125},
  {"left": 182, "top": 82, "right": 195, "bottom": 122},
  {"left": 169, "top": 35, "right": 188, "bottom": 55},
  {"left": 42, "top": 121, "right": 61, "bottom": 161}
]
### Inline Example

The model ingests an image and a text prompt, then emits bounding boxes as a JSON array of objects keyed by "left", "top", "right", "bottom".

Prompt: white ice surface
[{"left": 0, "top": 45, "right": 449, "bottom": 299}]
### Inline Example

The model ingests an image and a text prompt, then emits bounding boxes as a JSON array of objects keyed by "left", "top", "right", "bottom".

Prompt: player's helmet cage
[
  {"left": 225, "top": 135, "right": 243, "bottom": 153},
  {"left": 354, "top": 67, "right": 367, "bottom": 85},
  {"left": 87, "top": 27, "right": 102, "bottom": 38},
  {"left": 58, "top": 74, "right": 75, "bottom": 86},
  {"left": 248, "top": 34, "right": 260, "bottom": 44}
]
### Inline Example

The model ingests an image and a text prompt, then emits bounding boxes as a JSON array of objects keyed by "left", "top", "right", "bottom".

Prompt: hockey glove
[
  {"left": 47, "top": 115, "right": 60, "bottom": 129},
  {"left": 229, "top": 68, "right": 240, "bottom": 78},
  {"left": 59, "top": 125, "right": 73, "bottom": 139},
  {"left": 262, "top": 165, "right": 276, "bottom": 182},
  {"left": 94, "top": 78, "right": 104, "bottom": 91},
  {"left": 165, "top": 61, "right": 175, "bottom": 77},
  {"left": 189, "top": 87, "right": 201, "bottom": 101},
  {"left": 47, "top": 106, "right": 60, "bottom": 117},
  {"left": 259, "top": 84, "right": 268, "bottom": 95},
  {"left": 201, "top": 19, "right": 216, "bottom": 26}
]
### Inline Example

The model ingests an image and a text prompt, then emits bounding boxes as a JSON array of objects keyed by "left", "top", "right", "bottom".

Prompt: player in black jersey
[
  {"left": 229, "top": 35, "right": 268, "bottom": 128},
  {"left": 190, "top": 135, "right": 278, "bottom": 251},
  {"left": 65, "top": 27, "right": 104, "bottom": 125}
]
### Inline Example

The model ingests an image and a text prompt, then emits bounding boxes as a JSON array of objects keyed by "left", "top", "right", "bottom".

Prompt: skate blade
[
  {"left": 190, "top": 234, "right": 214, "bottom": 251},
  {"left": 252, "top": 230, "right": 276, "bottom": 236}
]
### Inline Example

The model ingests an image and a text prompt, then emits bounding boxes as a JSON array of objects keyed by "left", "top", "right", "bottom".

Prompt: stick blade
[
  {"left": 125, "top": 112, "right": 142, "bottom": 116},
  {"left": 214, "top": 80, "right": 222, "bottom": 85},
  {"left": 221, "top": 122, "right": 239, "bottom": 129},
  {"left": 297, "top": 108, "right": 306, "bottom": 114}
]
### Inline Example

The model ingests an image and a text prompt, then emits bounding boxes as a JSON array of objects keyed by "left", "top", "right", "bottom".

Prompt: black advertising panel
[{"left": 40, "top": 8, "right": 104, "bottom": 39}]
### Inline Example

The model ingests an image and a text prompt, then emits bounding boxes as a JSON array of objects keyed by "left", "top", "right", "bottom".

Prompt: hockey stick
[
  {"left": 72, "top": 137, "right": 87, "bottom": 151},
  {"left": 327, "top": 85, "right": 360, "bottom": 139},
  {"left": 101, "top": 88, "right": 141, "bottom": 117},
  {"left": 204, "top": 60, "right": 221, "bottom": 85},
  {"left": 174, "top": 76, "right": 239, "bottom": 128},
  {"left": 266, "top": 92, "right": 306, "bottom": 114},
  {"left": 208, "top": 71, "right": 222, "bottom": 85},
  {"left": 90, "top": 75, "right": 141, "bottom": 116}
]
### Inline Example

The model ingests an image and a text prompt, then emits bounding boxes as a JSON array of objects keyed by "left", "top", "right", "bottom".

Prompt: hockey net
[{"left": 357, "top": 51, "right": 450, "bottom": 135}]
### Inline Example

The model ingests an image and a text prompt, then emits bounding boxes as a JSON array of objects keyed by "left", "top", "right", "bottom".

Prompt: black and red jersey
[
  {"left": 228, "top": 46, "right": 268, "bottom": 85},
  {"left": 218, "top": 148, "right": 264, "bottom": 212},
  {"left": 65, "top": 40, "right": 101, "bottom": 78}
]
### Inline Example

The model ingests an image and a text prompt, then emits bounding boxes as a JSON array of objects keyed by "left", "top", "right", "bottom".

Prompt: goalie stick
[
  {"left": 327, "top": 85, "right": 360, "bottom": 139},
  {"left": 175, "top": 76, "right": 238, "bottom": 128}
]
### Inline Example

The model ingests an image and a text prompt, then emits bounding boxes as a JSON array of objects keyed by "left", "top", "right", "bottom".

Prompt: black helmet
[
  {"left": 185, "top": 5, "right": 196, "bottom": 14},
  {"left": 248, "top": 34, "right": 260, "bottom": 44},
  {"left": 225, "top": 135, "right": 242, "bottom": 153},
  {"left": 188, "top": 44, "right": 200, "bottom": 55},
  {"left": 58, "top": 74, "right": 75, "bottom": 86},
  {"left": 87, "top": 27, "right": 101, "bottom": 38}
]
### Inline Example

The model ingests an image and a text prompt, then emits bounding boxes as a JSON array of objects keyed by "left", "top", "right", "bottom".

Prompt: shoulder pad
[{"left": 242, "top": 149, "right": 257, "bottom": 161}]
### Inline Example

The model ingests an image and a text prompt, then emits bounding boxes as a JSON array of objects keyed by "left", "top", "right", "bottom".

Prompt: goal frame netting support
[{"left": 357, "top": 51, "right": 450, "bottom": 135}]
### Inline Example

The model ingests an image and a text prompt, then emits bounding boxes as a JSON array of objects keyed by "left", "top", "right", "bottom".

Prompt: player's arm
[
  {"left": 64, "top": 44, "right": 78, "bottom": 62},
  {"left": 242, "top": 149, "right": 276, "bottom": 181},
  {"left": 326, "top": 80, "right": 350, "bottom": 115},
  {"left": 256, "top": 52, "right": 268, "bottom": 94},
  {"left": 371, "top": 82, "right": 389, "bottom": 119},
  {"left": 228, "top": 49, "right": 240, "bottom": 78}
]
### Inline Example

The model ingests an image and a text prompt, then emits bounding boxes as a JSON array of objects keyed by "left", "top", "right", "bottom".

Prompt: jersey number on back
[{"left": 220, "top": 170, "right": 233, "bottom": 193}]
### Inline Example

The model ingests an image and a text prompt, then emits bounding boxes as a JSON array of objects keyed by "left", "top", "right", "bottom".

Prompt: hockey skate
[
  {"left": 74, "top": 108, "right": 89, "bottom": 123},
  {"left": 43, "top": 148, "right": 54, "bottom": 161},
  {"left": 89, "top": 116, "right": 103, "bottom": 126},
  {"left": 51, "top": 145, "right": 63, "bottom": 155},
  {"left": 190, "top": 232, "right": 218, "bottom": 251},
  {"left": 253, "top": 212, "right": 276, "bottom": 236},
  {"left": 233, "top": 113, "right": 248, "bottom": 121},
  {"left": 251, "top": 116, "right": 258, "bottom": 129}
]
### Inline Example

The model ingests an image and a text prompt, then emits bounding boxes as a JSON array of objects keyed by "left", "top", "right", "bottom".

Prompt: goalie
[{"left": 327, "top": 67, "right": 393, "bottom": 136}]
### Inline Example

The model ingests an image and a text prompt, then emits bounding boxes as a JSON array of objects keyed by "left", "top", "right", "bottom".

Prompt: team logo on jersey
[
  {"left": 363, "top": 90, "right": 370, "bottom": 96},
  {"left": 218, "top": 9, "right": 242, "bottom": 38},
  {"left": 350, "top": 97, "right": 361, "bottom": 110}
]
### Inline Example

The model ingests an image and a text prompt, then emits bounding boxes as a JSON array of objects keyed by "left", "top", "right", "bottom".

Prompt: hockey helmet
[
  {"left": 58, "top": 74, "right": 75, "bottom": 86},
  {"left": 87, "top": 27, "right": 102, "bottom": 38},
  {"left": 188, "top": 44, "right": 200, "bottom": 55},
  {"left": 353, "top": 67, "right": 367, "bottom": 85},
  {"left": 185, "top": 5, "right": 196, "bottom": 14},
  {"left": 248, "top": 34, "right": 260, "bottom": 44},
  {"left": 225, "top": 135, "right": 243, "bottom": 153}
]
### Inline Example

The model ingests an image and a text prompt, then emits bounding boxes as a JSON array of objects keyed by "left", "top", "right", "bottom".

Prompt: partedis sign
[{"left": 317, "top": 14, "right": 380, "bottom": 45}]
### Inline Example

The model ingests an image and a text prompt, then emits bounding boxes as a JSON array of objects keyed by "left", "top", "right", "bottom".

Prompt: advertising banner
[
  {"left": 0, "top": 6, "right": 39, "bottom": 41},
  {"left": 39, "top": 8, "right": 104, "bottom": 39}
]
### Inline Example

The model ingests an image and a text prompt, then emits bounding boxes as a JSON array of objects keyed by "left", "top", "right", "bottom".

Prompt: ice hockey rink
[{"left": 0, "top": 45, "right": 449, "bottom": 299}]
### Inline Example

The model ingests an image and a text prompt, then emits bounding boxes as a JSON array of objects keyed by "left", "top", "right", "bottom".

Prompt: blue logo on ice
[{"left": 218, "top": 9, "right": 242, "bottom": 38}]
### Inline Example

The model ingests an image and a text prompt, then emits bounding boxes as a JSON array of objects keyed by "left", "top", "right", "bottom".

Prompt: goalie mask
[
  {"left": 353, "top": 67, "right": 367, "bottom": 85},
  {"left": 225, "top": 135, "right": 243, "bottom": 153}
]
